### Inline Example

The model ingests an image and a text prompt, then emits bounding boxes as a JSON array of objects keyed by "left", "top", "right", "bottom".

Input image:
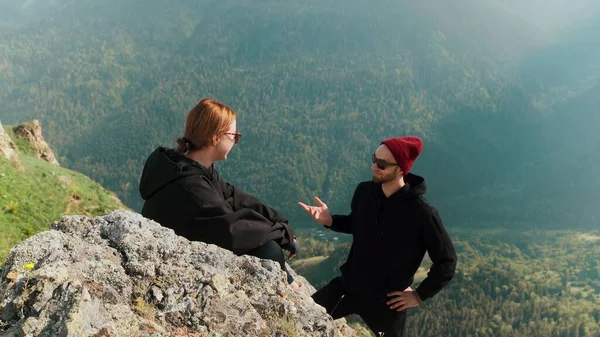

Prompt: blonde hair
[{"left": 176, "top": 98, "right": 237, "bottom": 153}]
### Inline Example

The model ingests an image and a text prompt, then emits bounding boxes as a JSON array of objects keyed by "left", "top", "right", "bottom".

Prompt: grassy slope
[{"left": 0, "top": 125, "right": 126, "bottom": 263}]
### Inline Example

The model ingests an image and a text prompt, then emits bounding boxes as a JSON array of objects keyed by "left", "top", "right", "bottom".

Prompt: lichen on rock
[{"left": 0, "top": 211, "right": 355, "bottom": 337}]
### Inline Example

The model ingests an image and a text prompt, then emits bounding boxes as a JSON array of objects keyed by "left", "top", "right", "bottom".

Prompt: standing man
[{"left": 298, "top": 136, "right": 457, "bottom": 336}]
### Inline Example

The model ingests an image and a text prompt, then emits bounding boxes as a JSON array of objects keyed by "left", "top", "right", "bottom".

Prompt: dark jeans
[
  {"left": 245, "top": 240, "right": 294, "bottom": 284},
  {"left": 312, "top": 277, "right": 407, "bottom": 337}
]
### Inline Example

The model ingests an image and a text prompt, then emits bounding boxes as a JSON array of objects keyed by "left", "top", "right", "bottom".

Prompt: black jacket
[
  {"left": 139, "top": 147, "right": 294, "bottom": 255},
  {"left": 329, "top": 173, "right": 457, "bottom": 304}
]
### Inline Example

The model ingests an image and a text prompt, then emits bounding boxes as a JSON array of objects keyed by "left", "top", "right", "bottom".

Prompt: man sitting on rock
[
  {"left": 139, "top": 98, "right": 301, "bottom": 291},
  {"left": 299, "top": 136, "right": 457, "bottom": 336}
]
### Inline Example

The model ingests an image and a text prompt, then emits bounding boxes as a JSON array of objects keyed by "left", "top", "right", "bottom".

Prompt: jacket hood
[
  {"left": 405, "top": 172, "right": 427, "bottom": 197},
  {"left": 139, "top": 147, "right": 211, "bottom": 200},
  {"left": 374, "top": 172, "right": 427, "bottom": 201}
]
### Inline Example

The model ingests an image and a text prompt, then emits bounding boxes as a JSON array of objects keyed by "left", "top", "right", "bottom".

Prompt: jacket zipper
[{"left": 330, "top": 294, "right": 345, "bottom": 317}]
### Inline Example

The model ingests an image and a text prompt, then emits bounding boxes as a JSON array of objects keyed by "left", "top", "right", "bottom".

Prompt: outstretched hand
[
  {"left": 298, "top": 197, "right": 333, "bottom": 227},
  {"left": 386, "top": 286, "right": 422, "bottom": 312}
]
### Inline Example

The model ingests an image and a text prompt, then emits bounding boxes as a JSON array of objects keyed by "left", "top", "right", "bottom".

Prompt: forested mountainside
[
  {"left": 293, "top": 228, "right": 600, "bottom": 337},
  {"left": 1, "top": 0, "right": 599, "bottom": 228}
]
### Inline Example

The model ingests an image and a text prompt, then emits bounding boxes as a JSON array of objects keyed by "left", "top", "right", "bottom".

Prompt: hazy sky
[{"left": 503, "top": 0, "right": 600, "bottom": 31}]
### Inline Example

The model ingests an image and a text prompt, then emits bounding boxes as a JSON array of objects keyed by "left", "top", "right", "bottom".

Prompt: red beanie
[{"left": 380, "top": 136, "right": 423, "bottom": 174}]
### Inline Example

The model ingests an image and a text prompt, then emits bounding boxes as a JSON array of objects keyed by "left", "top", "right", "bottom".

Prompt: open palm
[{"left": 298, "top": 196, "right": 333, "bottom": 226}]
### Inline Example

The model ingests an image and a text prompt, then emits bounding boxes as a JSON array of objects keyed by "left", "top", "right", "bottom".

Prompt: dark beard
[{"left": 372, "top": 171, "right": 396, "bottom": 183}]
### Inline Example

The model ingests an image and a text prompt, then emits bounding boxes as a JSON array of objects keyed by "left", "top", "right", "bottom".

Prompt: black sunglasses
[
  {"left": 225, "top": 132, "right": 242, "bottom": 144},
  {"left": 372, "top": 153, "right": 398, "bottom": 170}
]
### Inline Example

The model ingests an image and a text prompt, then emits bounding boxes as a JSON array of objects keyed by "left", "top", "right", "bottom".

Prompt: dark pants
[
  {"left": 312, "top": 277, "right": 406, "bottom": 337},
  {"left": 245, "top": 240, "right": 294, "bottom": 284}
]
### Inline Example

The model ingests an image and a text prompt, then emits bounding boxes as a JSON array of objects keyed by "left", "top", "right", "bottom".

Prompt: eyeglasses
[
  {"left": 372, "top": 153, "right": 398, "bottom": 170},
  {"left": 225, "top": 132, "right": 242, "bottom": 144}
]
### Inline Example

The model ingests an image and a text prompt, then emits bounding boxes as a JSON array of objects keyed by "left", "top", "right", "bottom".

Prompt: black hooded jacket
[
  {"left": 139, "top": 147, "right": 294, "bottom": 255},
  {"left": 328, "top": 173, "right": 457, "bottom": 304}
]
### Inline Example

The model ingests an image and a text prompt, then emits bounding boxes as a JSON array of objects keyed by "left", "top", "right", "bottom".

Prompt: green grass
[
  {"left": 0, "top": 129, "right": 126, "bottom": 263},
  {"left": 272, "top": 313, "right": 302, "bottom": 337},
  {"left": 3, "top": 126, "right": 35, "bottom": 156}
]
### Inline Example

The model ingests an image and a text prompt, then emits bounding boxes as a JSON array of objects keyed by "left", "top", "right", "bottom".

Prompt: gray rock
[
  {"left": 0, "top": 211, "right": 355, "bottom": 337},
  {"left": 11, "top": 120, "right": 58, "bottom": 165},
  {"left": 0, "top": 120, "right": 16, "bottom": 161}
]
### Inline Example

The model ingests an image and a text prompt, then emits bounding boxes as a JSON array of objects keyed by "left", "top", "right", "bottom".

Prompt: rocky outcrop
[
  {"left": 0, "top": 121, "right": 17, "bottom": 161},
  {"left": 0, "top": 211, "right": 355, "bottom": 337},
  {"left": 11, "top": 120, "right": 59, "bottom": 165}
]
